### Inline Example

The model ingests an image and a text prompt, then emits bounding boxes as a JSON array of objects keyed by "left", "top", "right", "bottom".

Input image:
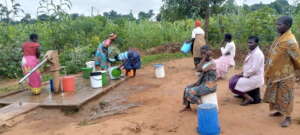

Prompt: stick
[{"left": 88, "top": 104, "right": 140, "bottom": 121}]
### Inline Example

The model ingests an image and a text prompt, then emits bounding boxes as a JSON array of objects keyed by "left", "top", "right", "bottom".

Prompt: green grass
[
  {"left": 142, "top": 52, "right": 191, "bottom": 65},
  {"left": 0, "top": 85, "right": 22, "bottom": 95},
  {"left": 0, "top": 74, "right": 52, "bottom": 95}
]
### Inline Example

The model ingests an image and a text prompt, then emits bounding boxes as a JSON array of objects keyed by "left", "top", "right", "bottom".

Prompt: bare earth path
[{"left": 2, "top": 58, "right": 300, "bottom": 135}]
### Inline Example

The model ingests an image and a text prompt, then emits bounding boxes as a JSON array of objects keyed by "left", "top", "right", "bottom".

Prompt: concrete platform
[{"left": 0, "top": 77, "right": 128, "bottom": 108}]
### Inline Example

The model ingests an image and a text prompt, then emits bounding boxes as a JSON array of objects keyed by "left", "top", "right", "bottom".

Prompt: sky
[{"left": 0, "top": 0, "right": 295, "bottom": 18}]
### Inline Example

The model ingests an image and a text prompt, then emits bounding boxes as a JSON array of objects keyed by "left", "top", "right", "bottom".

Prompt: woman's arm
[{"left": 36, "top": 47, "right": 40, "bottom": 58}]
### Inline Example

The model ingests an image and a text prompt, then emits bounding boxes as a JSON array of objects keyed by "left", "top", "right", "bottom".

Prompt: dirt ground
[{"left": 2, "top": 57, "right": 300, "bottom": 135}]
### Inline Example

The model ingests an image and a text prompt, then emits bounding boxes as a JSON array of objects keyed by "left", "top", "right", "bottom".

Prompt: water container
[
  {"left": 62, "top": 76, "right": 76, "bottom": 92},
  {"left": 90, "top": 72, "right": 102, "bottom": 88},
  {"left": 109, "top": 66, "right": 122, "bottom": 80},
  {"left": 118, "top": 51, "right": 129, "bottom": 61},
  {"left": 86, "top": 61, "right": 96, "bottom": 72},
  {"left": 201, "top": 92, "right": 219, "bottom": 110},
  {"left": 100, "top": 71, "right": 109, "bottom": 86},
  {"left": 81, "top": 68, "right": 93, "bottom": 79},
  {"left": 197, "top": 104, "right": 220, "bottom": 135},
  {"left": 49, "top": 80, "right": 54, "bottom": 92},
  {"left": 181, "top": 42, "right": 192, "bottom": 54},
  {"left": 154, "top": 64, "right": 165, "bottom": 78}
]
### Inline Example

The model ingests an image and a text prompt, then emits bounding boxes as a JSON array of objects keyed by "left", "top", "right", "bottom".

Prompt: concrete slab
[
  {"left": 0, "top": 77, "right": 128, "bottom": 108},
  {"left": 0, "top": 102, "right": 39, "bottom": 122}
]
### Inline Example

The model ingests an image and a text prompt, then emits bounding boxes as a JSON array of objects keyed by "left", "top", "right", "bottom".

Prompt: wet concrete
[{"left": 0, "top": 77, "right": 128, "bottom": 108}]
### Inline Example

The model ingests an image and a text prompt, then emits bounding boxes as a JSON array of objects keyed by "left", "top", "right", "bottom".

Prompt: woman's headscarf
[{"left": 195, "top": 20, "right": 202, "bottom": 27}]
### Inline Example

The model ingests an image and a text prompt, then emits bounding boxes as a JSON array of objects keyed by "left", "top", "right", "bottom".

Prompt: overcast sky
[{"left": 0, "top": 0, "right": 295, "bottom": 17}]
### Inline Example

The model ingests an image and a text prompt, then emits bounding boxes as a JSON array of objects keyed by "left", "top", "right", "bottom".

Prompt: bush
[{"left": 0, "top": 9, "right": 295, "bottom": 79}]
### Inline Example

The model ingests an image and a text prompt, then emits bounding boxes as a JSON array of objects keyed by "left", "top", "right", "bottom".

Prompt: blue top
[
  {"left": 123, "top": 50, "right": 141, "bottom": 70},
  {"left": 95, "top": 41, "right": 109, "bottom": 69}
]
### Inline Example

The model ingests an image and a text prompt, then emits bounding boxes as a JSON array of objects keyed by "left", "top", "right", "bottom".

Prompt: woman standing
[
  {"left": 192, "top": 20, "right": 206, "bottom": 68},
  {"left": 22, "top": 34, "right": 42, "bottom": 95}
]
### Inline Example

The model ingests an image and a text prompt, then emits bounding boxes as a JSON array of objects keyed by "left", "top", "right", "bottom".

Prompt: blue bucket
[
  {"left": 197, "top": 104, "right": 220, "bottom": 135},
  {"left": 181, "top": 42, "right": 192, "bottom": 54}
]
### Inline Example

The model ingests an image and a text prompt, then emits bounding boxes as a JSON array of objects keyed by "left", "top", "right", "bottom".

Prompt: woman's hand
[{"left": 225, "top": 52, "right": 230, "bottom": 56}]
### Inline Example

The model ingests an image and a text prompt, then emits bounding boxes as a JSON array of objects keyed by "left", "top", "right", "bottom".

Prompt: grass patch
[
  {"left": 142, "top": 52, "right": 191, "bottom": 65},
  {"left": 0, "top": 85, "right": 22, "bottom": 95},
  {"left": 0, "top": 74, "right": 51, "bottom": 95}
]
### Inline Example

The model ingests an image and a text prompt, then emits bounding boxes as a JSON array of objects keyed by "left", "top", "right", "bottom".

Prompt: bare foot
[
  {"left": 240, "top": 98, "right": 254, "bottom": 106},
  {"left": 179, "top": 107, "right": 192, "bottom": 113}
]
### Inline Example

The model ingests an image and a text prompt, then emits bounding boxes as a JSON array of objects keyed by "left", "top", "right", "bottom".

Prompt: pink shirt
[{"left": 22, "top": 41, "right": 40, "bottom": 57}]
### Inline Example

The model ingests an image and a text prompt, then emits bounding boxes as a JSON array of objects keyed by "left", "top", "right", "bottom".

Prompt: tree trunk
[{"left": 204, "top": 6, "right": 210, "bottom": 42}]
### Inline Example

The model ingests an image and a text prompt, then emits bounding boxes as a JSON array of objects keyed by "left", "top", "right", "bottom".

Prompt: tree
[
  {"left": 37, "top": 0, "right": 72, "bottom": 20},
  {"left": 269, "top": 0, "right": 290, "bottom": 14},
  {"left": 103, "top": 10, "right": 119, "bottom": 19},
  {"left": 21, "top": 13, "right": 32, "bottom": 23},
  {"left": 199, "top": 0, "right": 226, "bottom": 40},
  {"left": 70, "top": 13, "right": 80, "bottom": 20},
  {"left": 103, "top": 10, "right": 136, "bottom": 20},
  {"left": 159, "top": 0, "right": 226, "bottom": 40},
  {"left": 37, "top": 13, "right": 52, "bottom": 21},
  {"left": 138, "top": 10, "right": 154, "bottom": 20},
  {"left": 222, "top": 0, "right": 239, "bottom": 15},
  {"left": 0, "top": 0, "right": 24, "bottom": 23}
]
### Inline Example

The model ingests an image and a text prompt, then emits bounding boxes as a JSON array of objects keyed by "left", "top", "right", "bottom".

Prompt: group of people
[
  {"left": 181, "top": 16, "right": 300, "bottom": 127},
  {"left": 21, "top": 33, "right": 141, "bottom": 95},
  {"left": 94, "top": 33, "right": 141, "bottom": 77}
]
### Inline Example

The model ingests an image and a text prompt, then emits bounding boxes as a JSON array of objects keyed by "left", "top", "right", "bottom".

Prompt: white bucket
[
  {"left": 201, "top": 92, "right": 219, "bottom": 110},
  {"left": 86, "top": 61, "right": 96, "bottom": 72},
  {"left": 90, "top": 72, "right": 102, "bottom": 88},
  {"left": 154, "top": 64, "right": 165, "bottom": 78}
]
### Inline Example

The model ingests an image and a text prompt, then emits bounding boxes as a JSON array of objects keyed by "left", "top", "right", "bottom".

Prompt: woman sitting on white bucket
[{"left": 180, "top": 45, "right": 217, "bottom": 112}]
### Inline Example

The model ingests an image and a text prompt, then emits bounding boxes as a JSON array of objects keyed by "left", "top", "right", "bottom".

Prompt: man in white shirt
[{"left": 229, "top": 36, "right": 265, "bottom": 106}]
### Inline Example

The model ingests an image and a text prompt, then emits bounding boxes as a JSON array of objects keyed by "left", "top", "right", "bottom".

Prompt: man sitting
[{"left": 229, "top": 36, "right": 265, "bottom": 106}]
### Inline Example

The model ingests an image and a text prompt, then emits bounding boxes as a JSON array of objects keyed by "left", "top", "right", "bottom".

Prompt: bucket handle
[{"left": 91, "top": 76, "right": 102, "bottom": 81}]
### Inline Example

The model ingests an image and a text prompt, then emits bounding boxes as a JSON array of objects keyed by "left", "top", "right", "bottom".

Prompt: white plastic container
[
  {"left": 90, "top": 72, "right": 102, "bottom": 88},
  {"left": 108, "top": 66, "right": 122, "bottom": 80},
  {"left": 154, "top": 64, "right": 165, "bottom": 78},
  {"left": 201, "top": 92, "right": 219, "bottom": 110},
  {"left": 86, "top": 61, "right": 96, "bottom": 72}
]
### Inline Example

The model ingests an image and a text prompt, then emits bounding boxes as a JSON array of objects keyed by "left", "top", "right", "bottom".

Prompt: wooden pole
[{"left": 45, "top": 50, "right": 61, "bottom": 93}]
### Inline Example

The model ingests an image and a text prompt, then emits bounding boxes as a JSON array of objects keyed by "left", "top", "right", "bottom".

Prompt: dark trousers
[
  {"left": 247, "top": 88, "right": 261, "bottom": 104},
  {"left": 194, "top": 57, "right": 202, "bottom": 67},
  {"left": 232, "top": 88, "right": 261, "bottom": 104}
]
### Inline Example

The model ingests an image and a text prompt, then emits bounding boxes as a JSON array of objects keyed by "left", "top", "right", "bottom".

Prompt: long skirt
[
  {"left": 214, "top": 55, "right": 235, "bottom": 79},
  {"left": 263, "top": 78, "right": 295, "bottom": 116},
  {"left": 22, "top": 56, "right": 42, "bottom": 94},
  {"left": 183, "top": 84, "right": 216, "bottom": 106}
]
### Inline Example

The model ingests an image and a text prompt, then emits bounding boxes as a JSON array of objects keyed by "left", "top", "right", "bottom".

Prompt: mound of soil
[{"left": 145, "top": 43, "right": 181, "bottom": 55}]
